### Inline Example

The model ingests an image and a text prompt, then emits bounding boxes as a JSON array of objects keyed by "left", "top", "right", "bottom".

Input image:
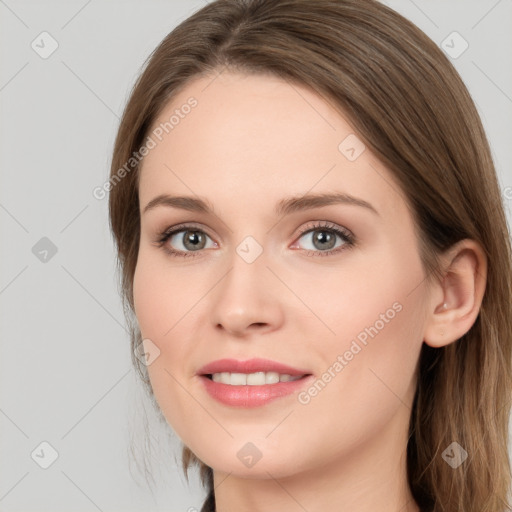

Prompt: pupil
[
  {"left": 314, "top": 230, "right": 335, "bottom": 250},
  {"left": 184, "top": 230, "right": 205, "bottom": 250}
]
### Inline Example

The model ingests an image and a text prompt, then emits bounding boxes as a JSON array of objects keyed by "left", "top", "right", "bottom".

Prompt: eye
[
  {"left": 291, "top": 221, "right": 355, "bottom": 257},
  {"left": 155, "top": 223, "right": 217, "bottom": 258},
  {"left": 153, "top": 221, "right": 355, "bottom": 258}
]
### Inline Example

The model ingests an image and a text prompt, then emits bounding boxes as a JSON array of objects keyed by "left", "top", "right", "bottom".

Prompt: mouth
[
  {"left": 196, "top": 358, "right": 313, "bottom": 407},
  {"left": 203, "top": 372, "right": 311, "bottom": 385},
  {"left": 198, "top": 370, "right": 314, "bottom": 408}
]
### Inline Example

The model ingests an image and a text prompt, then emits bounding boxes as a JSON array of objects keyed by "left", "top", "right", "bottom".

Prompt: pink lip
[
  {"left": 197, "top": 358, "right": 310, "bottom": 376},
  {"left": 197, "top": 358, "right": 313, "bottom": 408}
]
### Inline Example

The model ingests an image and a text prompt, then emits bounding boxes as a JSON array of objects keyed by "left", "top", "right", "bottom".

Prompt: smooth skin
[{"left": 133, "top": 71, "right": 487, "bottom": 512}]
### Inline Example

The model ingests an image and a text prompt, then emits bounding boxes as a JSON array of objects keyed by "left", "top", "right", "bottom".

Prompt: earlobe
[{"left": 423, "top": 239, "right": 487, "bottom": 349}]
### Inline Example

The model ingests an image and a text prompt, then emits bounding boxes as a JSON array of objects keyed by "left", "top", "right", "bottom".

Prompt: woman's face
[{"left": 134, "top": 71, "right": 431, "bottom": 479}]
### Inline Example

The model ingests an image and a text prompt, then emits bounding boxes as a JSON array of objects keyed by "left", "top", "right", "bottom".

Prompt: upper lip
[{"left": 197, "top": 358, "right": 311, "bottom": 377}]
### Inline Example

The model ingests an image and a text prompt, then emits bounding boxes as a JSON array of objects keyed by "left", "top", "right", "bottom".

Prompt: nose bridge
[{"left": 209, "top": 236, "right": 283, "bottom": 335}]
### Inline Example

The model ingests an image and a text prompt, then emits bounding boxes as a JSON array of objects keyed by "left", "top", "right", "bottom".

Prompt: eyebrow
[{"left": 142, "top": 192, "right": 379, "bottom": 217}]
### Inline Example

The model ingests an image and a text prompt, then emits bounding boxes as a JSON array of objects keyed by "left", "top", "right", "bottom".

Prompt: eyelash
[{"left": 153, "top": 221, "right": 356, "bottom": 259}]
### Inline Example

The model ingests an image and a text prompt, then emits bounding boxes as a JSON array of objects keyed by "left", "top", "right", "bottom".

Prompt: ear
[{"left": 423, "top": 239, "right": 487, "bottom": 348}]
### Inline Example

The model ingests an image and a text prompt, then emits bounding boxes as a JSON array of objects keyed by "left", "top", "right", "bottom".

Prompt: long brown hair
[{"left": 108, "top": 1, "right": 512, "bottom": 510}]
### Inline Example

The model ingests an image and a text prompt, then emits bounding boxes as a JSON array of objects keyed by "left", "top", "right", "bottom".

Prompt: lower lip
[{"left": 199, "top": 375, "right": 314, "bottom": 408}]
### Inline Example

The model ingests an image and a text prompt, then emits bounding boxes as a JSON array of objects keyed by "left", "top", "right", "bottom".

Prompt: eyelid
[
  {"left": 159, "top": 221, "right": 215, "bottom": 240},
  {"left": 154, "top": 220, "right": 355, "bottom": 258},
  {"left": 157, "top": 221, "right": 351, "bottom": 243},
  {"left": 293, "top": 220, "right": 353, "bottom": 240}
]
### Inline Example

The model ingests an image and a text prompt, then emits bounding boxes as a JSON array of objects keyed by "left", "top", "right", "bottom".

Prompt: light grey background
[{"left": 0, "top": 1, "right": 511, "bottom": 511}]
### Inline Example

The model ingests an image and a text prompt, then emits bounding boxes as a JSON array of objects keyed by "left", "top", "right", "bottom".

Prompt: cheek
[
  {"left": 322, "top": 260, "right": 424, "bottom": 408},
  {"left": 132, "top": 250, "right": 205, "bottom": 390},
  {"left": 290, "top": 289, "right": 424, "bottom": 463},
  {"left": 133, "top": 269, "right": 164, "bottom": 341},
  {"left": 132, "top": 255, "right": 183, "bottom": 384},
  {"left": 296, "top": 242, "right": 423, "bottom": 351},
  {"left": 132, "top": 256, "right": 193, "bottom": 429},
  {"left": 133, "top": 251, "right": 189, "bottom": 338},
  {"left": 305, "top": 242, "right": 425, "bottom": 398}
]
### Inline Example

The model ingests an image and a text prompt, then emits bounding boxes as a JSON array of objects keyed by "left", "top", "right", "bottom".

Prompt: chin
[{"left": 195, "top": 442, "right": 310, "bottom": 480}]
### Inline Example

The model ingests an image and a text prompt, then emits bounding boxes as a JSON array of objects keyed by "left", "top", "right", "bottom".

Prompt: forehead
[
  {"left": 145, "top": 70, "right": 346, "bottom": 160},
  {"left": 138, "top": 71, "right": 405, "bottom": 221}
]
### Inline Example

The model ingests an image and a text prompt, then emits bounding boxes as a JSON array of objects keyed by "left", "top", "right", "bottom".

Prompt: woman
[{"left": 108, "top": 0, "right": 512, "bottom": 510}]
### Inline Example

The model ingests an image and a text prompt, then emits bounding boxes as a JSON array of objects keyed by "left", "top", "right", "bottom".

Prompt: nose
[{"left": 209, "top": 248, "right": 285, "bottom": 337}]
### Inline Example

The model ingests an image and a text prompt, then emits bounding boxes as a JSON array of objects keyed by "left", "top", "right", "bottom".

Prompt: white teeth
[
  {"left": 247, "top": 372, "right": 265, "bottom": 385},
  {"left": 210, "top": 371, "right": 304, "bottom": 385},
  {"left": 230, "top": 372, "right": 247, "bottom": 385}
]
